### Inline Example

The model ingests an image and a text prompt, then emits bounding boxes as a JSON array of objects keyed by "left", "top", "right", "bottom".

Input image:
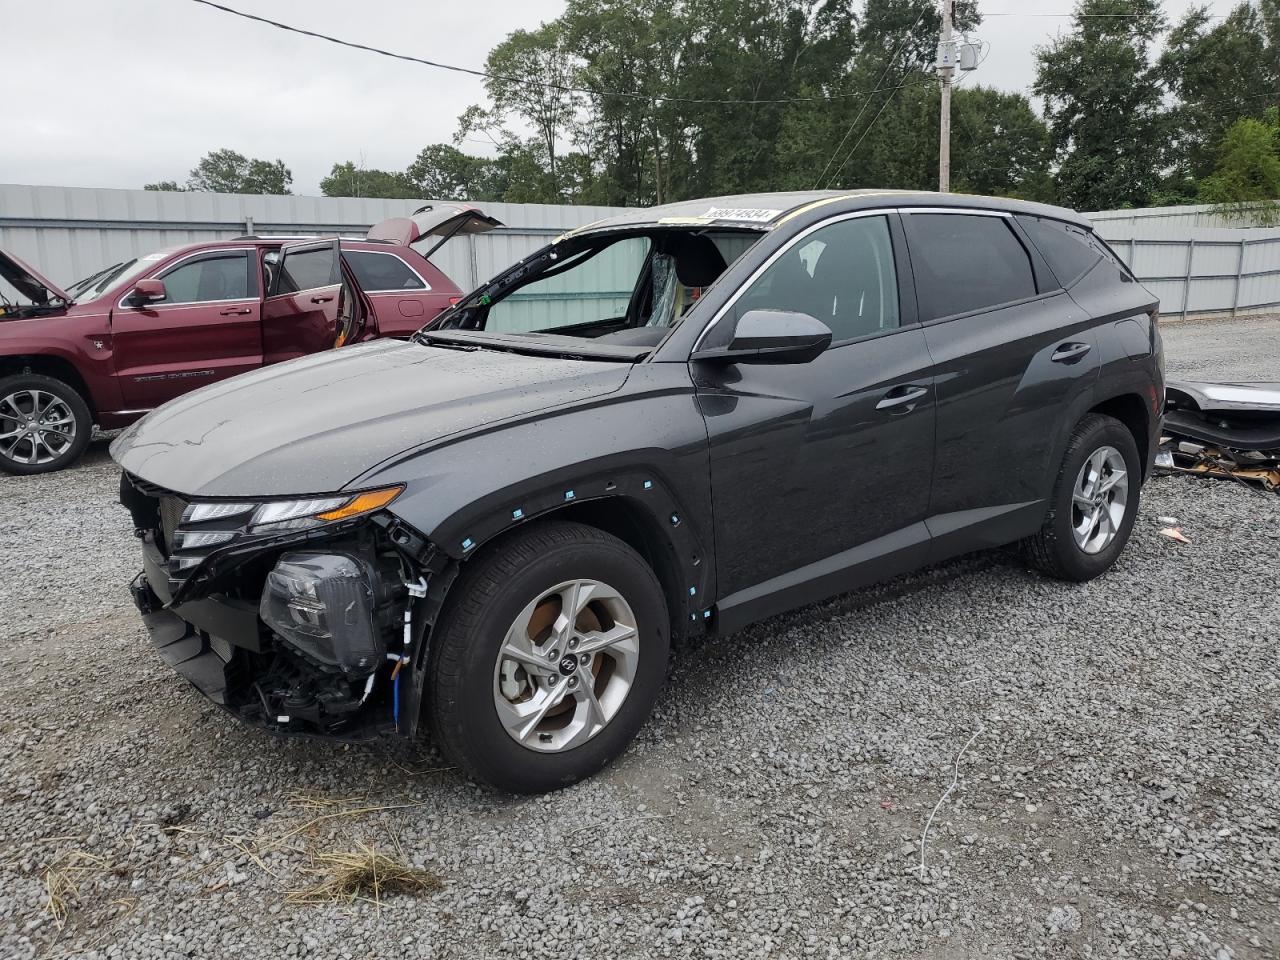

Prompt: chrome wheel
[
  {"left": 493, "top": 578, "right": 640, "bottom": 753},
  {"left": 0, "top": 389, "right": 78, "bottom": 466},
  {"left": 1071, "top": 445, "right": 1128, "bottom": 555}
]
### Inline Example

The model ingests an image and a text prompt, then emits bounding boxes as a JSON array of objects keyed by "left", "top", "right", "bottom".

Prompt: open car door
[
  {"left": 366, "top": 203, "right": 503, "bottom": 261},
  {"left": 262, "top": 239, "right": 365, "bottom": 365}
]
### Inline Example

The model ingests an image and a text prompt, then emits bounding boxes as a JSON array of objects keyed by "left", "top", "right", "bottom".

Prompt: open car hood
[
  {"left": 367, "top": 203, "right": 503, "bottom": 251},
  {"left": 0, "top": 249, "right": 72, "bottom": 305}
]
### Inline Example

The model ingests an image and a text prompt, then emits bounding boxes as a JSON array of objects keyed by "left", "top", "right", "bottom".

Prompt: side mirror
[
  {"left": 693, "top": 309, "right": 832, "bottom": 365},
  {"left": 130, "top": 279, "right": 166, "bottom": 306}
]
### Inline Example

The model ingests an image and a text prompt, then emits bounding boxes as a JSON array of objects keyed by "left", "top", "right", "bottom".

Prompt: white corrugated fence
[{"left": 2, "top": 184, "right": 1278, "bottom": 319}]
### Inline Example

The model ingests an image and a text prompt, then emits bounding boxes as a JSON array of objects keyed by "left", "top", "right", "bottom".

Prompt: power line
[
  {"left": 814, "top": 7, "right": 931, "bottom": 189},
  {"left": 186, "top": 0, "right": 924, "bottom": 107}
]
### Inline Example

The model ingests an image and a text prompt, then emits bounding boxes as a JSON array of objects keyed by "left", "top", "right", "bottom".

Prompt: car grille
[{"left": 158, "top": 495, "right": 189, "bottom": 557}]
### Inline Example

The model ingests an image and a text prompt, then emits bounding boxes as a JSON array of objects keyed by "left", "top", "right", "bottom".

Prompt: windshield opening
[
  {"left": 437, "top": 228, "right": 762, "bottom": 351},
  {"left": 66, "top": 247, "right": 177, "bottom": 301}
]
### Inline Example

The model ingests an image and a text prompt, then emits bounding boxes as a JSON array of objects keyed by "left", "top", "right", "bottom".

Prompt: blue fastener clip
[
  {"left": 512, "top": 508, "right": 524, "bottom": 520},
  {"left": 564, "top": 490, "right": 575, "bottom": 501},
  {"left": 643, "top": 480, "right": 653, "bottom": 490},
  {"left": 461, "top": 537, "right": 474, "bottom": 551},
  {"left": 703, "top": 610, "right": 712, "bottom": 619},
  {"left": 688, "top": 586, "right": 697, "bottom": 596}
]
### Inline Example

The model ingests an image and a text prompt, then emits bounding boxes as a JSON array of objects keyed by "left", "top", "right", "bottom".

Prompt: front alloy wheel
[
  {"left": 0, "top": 374, "right": 93, "bottom": 475},
  {"left": 494, "top": 579, "right": 640, "bottom": 752},
  {"left": 428, "top": 521, "right": 669, "bottom": 793}
]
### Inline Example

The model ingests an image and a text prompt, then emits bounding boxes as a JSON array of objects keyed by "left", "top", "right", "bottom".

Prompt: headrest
[{"left": 665, "top": 234, "right": 728, "bottom": 288}]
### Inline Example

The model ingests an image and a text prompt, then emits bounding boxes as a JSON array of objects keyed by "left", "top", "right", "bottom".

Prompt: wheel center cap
[{"left": 558, "top": 655, "right": 578, "bottom": 676}]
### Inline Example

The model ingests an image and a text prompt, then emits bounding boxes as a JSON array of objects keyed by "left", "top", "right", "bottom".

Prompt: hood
[
  {"left": 110, "top": 339, "right": 631, "bottom": 497},
  {"left": 367, "top": 203, "right": 502, "bottom": 251},
  {"left": 0, "top": 250, "right": 73, "bottom": 305},
  {"left": 1167, "top": 380, "right": 1280, "bottom": 415}
]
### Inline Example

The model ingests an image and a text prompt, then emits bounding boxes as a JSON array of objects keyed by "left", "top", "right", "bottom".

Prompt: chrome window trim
[
  {"left": 343, "top": 248, "right": 433, "bottom": 293},
  {"left": 692, "top": 205, "right": 1026, "bottom": 353},
  {"left": 115, "top": 247, "right": 258, "bottom": 311}
]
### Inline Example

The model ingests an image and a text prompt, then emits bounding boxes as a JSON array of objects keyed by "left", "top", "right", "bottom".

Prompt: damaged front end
[
  {"left": 1158, "top": 381, "right": 1280, "bottom": 491},
  {"left": 120, "top": 472, "right": 453, "bottom": 739}
]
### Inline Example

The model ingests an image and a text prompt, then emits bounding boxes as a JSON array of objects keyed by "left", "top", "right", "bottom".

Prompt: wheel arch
[
  {"left": 537, "top": 497, "right": 694, "bottom": 641},
  {"left": 1087, "top": 392, "right": 1150, "bottom": 477},
  {"left": 0, "top": 353, "right": 97, "bottom": 418}
]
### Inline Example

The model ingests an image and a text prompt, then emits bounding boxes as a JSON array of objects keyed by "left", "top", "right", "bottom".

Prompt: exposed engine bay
[
  {"left": 1158, "top": 380, "right": 1280, "bottom": 492},
  {"left": 119, "top": 472, "right": 454, "bottom": 740}
]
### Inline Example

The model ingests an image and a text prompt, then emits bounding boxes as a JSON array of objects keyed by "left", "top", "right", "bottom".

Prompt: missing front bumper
[{"left": 129, "top": 572, "right": 391, "bottom": 742}]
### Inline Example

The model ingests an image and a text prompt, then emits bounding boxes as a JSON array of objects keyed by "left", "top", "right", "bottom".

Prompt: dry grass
[
  {"left": 286, "top": 841, "right": 442, "bottom": 906},
  {"left": 42, "top": 850, "right": 108, "bottom": 926}
]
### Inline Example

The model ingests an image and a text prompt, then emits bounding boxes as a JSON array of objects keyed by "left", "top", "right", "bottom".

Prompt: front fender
[{"left": 358, "top": 363, "right": 716, "bottom": 619}]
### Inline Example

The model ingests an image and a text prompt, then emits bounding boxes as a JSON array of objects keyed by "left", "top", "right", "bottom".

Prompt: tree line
[{"left": 145, "top": 0, "right": 1280, "bottom": 218}]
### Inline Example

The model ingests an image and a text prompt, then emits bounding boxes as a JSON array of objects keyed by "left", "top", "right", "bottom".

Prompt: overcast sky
[{"left": 2, "top": 0, "right": 1241, "bottom": 195}]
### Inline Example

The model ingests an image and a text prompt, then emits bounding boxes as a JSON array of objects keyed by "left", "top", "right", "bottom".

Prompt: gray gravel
[
  {"left": 1161, "top": 313, "right": 1280, "bottom": 381},
  {"left": 2, "top": 321, "right": 1279, "bottom": 960}
]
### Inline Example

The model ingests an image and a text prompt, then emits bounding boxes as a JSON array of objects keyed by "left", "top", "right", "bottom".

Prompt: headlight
[
  {"left": 181, "top": 486, "right": 402, "bottom": 534},
  {"left": 260, "top": 551, "right": 385, "bottom": 675}
]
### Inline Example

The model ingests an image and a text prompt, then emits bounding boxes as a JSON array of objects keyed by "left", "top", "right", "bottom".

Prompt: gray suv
[{"left": 114, "top": 190, "right": 1163, "bottom": 793}]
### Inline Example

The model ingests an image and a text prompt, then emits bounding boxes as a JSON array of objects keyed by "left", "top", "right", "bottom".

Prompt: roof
[{"left": 559, "top": 189, "right": 1090, "bottom": 240}]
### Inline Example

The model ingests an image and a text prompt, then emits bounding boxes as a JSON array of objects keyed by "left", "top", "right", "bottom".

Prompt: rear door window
[
  {"left": 157, "top": 251, "right": 254, "bottom": 304},
  {"left": 1016, "top": 216, "right": 1103, "bottom": 288},
  {"left": 902, "top": 213, "right": 1038, "bottom": 321},
  {"left": 275, "top": 246, "right": 339, "bottom": 294},
  {"left": 345, "top": 251, "right": 429, "bottom": 291}
]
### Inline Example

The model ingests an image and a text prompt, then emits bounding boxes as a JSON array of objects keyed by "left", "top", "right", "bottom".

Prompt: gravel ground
[
  {"left": 2, "top": 320, "right": 1279, "bottom": 960},
  {"left": 1161, "top": 313, "right": 1280, "bottom": 381}
]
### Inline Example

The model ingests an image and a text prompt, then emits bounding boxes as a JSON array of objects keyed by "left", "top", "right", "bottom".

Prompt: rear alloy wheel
[
  {"left": 428, "top": 521, "right": 669, "bottom": 793},
  {"left": 1024, "top": 413, "right": 1141, "bottom": 581},
  {"left": 0, "top": 374, "right": 93, "bottom": 475},
  {"left": 1069, "top": 445, "right": 1129, "bottom": 555}
]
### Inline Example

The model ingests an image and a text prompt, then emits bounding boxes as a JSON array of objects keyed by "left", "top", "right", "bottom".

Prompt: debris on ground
[
  {"left": 286, "top": 843, "right": 442, "bottom": 906},
  {"left": 1159, "top": 526, "right": 1192, "bottom": 543},
  {"left": 1160, "top": 381, "right": 1280, "bottom": 492}
]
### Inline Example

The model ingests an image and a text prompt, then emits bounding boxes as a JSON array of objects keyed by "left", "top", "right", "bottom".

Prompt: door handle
[
  {"left": 219, "top": 306, "right": 252, "bottom": 316},
  {"left": 310, "top": 294, "right": 335, "bottom": 304},
  {"left": 876, "top": 384, "right": 929, "bottom": 411},
  {"left": 1051, "top": 342, "right": 1091, "bottom": 364}
]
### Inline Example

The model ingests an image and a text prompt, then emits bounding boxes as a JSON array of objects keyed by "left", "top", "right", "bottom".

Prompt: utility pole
[{"left": 937, "top": 0, "right": 955, "bottom": 193}]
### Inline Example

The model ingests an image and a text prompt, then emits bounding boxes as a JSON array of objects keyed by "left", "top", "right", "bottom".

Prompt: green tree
[
  {"left": 143, "top": 179, "right": 185, "bottom": 192},
  {"left": 1034, "top": 0, "right": 1167, "bottom": 210},
  {"left": 1198, "top": 110, "right": 1280, "bottom": 225},
  {"left": 406, "top": 144, "right": 504, "bottom": 201},
  {"left": 952, "top": 87, "right": 1055, "bottom": 200},
  {"left": 185, "top": 149, "right": 292, "bottom": 194},
  {"left": 1160, "top": 3, "right": 1278, "bottom": 185},
  {"left": 319, "top": 162, "right": 421, "bottom": 199},
  {"left": 480, "top": 24, "right": 581, "bottom": 201}
]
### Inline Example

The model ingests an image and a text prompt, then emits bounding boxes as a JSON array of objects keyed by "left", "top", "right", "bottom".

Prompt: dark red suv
[{"left": 0, "top": 204, "right": 500, "bottom": 474}]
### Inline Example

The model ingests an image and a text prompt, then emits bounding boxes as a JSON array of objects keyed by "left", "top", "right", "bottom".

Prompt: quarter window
[
  {"left": 903, "top": 214, "right": 1037, "bottom": 321},
  {"left": 733, "top": 215, "right": 899, "bottom": 343},
  {"left": 1017, "top": 216, "right": 1102, "bottom": 287},
  {"left": 157, "top": 252, "right": 253, "bottom": 304},
  {"left": 345, "top": 251, "right": 429, "bottom": 291}
]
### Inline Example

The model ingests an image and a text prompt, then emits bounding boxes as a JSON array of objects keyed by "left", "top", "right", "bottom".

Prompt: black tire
[
  {"left": 426, "top": 520, "right": 670, "bottom": 793},
  {"left": 0, "top": 373, "right": 93, "bottom": 475},
  {"left": 1024, "top": 413, "right": 1141, "bottom": 582}
]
